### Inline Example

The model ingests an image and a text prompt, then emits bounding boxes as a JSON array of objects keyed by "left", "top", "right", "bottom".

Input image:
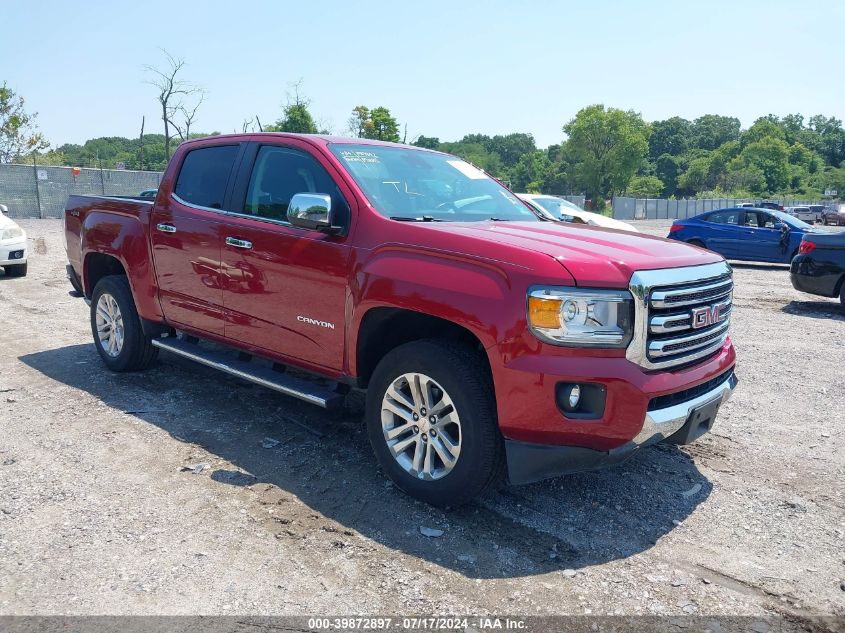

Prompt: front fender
[{"left": 347, "top": 243, "right": 572, "bottom": 376}]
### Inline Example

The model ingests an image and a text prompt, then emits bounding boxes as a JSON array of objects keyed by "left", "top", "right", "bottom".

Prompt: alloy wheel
[
  {"left": 95, "top": 292, "right": 125, "bottom": 357},
  {"left": 380, "top": 372, "right": 461, "bottom": 481}
]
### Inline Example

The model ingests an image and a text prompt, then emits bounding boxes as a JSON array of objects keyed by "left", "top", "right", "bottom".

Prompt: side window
[
  {"left": 744, "top": 212, "right": 759, "bottom": 227},
  {"left": 244, "top": 146, "right": 350, "bottom": 225},
  {"left": 707, "top": 211, "right": 739, "bottom": 225},
  {"left": 174, "top": 145, "right": 239, "bottom": 209}
]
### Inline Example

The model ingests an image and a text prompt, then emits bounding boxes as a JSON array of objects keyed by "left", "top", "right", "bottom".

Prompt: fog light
[
  {"left": 567, "top": 385, "right": 581, "bottom": 410},
  {"left": 555, "top": 382, "right": 607, "bottom": 420}
]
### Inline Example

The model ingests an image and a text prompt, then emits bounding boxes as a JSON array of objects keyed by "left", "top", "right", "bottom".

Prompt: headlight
[
  {"left": 527, "top": 286, "right": 634, "bottom": 347},
  {"left": 1, "top": 226, "right": 24, "bottom": 240}
]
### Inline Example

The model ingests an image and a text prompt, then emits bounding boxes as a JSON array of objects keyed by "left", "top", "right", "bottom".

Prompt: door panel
[
  {"left": 738, "top": 211, "right": 782, "bottom": 261},
  {"left": 220, "top": 142, "right": 353, "bottom": 371},
  {"left": 702, "top": 210, "right": 741, "bottom": 258},
  {"left": 150, "top": 143, "right": 242, "bottom": 336},
  {"left": 220, "top": 218, "right": 349, "bottom": 370},
  {"left": 151, "top": 202, "right": 225, "bottom": 335}
]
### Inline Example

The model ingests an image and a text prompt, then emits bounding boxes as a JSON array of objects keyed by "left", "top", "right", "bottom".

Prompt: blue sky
[{"left": 4, "top": 0, "right": 843, "bottom": 149}]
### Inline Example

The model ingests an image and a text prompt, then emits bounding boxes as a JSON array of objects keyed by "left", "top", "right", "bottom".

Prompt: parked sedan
[
  {"left": 667, "top": 207, "right": 820, "bottom": 264},
  {"left": 0, "top": 204, "right": 28, "bottom": 277},
  {"left": 791, "top": 231, "right": 845, "bottom": 305},
  {"left": 821, "top": 205, "right": 845, "bottom": 226},
  {"left": 517, "top": 194, "right": 639, "bottom": 232}
]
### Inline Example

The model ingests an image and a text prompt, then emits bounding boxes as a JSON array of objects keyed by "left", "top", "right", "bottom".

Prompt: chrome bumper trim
[{"left": 620, "top": 371, "right": 737, "bottom": 450}]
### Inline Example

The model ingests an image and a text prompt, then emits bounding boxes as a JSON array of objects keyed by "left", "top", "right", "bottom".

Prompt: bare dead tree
[
  {"left": 169, "top": 91, "right": 205, "bottom": 143},
  {"left": 138, "top": 116, "right": 145, "bottom": 170},
  {"left": 144, "top": 50, "right": 200, "bottom": 159},
  {"left": 241, "top": 117, "right": 255, "bottom": 133}
]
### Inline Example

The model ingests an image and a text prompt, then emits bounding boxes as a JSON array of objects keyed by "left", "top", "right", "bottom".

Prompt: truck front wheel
[
  {"left": 90, "top": 275, "right": 158, "bottom": 372},
  {"left": 365, "top": 339, "right": 504, "bottom": 507}
]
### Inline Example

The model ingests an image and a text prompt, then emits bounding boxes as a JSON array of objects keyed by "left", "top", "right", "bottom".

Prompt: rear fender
[{"left": 81, "top": 211, "right": 163, "bottom": 322}]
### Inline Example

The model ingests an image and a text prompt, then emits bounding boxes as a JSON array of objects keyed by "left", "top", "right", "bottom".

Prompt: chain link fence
[
  {"left": 0, "top": 163, "right": 163, "bottom": 219},
  {"left": 611, "top": 196, "right": 831, "bottom": 221}
]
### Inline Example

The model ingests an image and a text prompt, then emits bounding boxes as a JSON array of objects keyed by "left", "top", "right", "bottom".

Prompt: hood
[
  {"left": 416, "top": 220, "right": 723, "bottom": 288},
  {"left": 0, "top": 213, "right": 22, "bottom": 232}
]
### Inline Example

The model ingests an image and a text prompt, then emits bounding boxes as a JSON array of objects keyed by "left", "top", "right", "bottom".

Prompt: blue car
[{"left": 667, "top": 207, "right": 820, "bottom": 264}]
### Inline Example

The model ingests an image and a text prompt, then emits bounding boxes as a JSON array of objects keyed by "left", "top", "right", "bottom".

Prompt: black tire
[
  {"left": 365, "top": 339, "right": 504, "bottom": 507},
  {"left": 90, "top": 275, "right": 158, "bottom": 372},
  {"left": 840, "top": 283, "right": 845, "bottom": 307},
  {"left": 4, "top": 262, "right": 27, "bottom": 277}
]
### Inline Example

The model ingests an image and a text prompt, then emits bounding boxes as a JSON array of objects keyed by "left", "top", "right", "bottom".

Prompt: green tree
[
  {"left": 741, "top": 118, "right": 786, "bottom": 147},
  {"left": 562, "top": 104, "right": 651, "bottom": 200},
  {"left": 626, "top": 175, "right": 664, "bottom": 197},
  {"left": 0, "top": 83, "right": 49, "bottom": 163},
  {"left": 677, "top": 155, "right": 713, "bottom": 195},
  {"left": 691, "top": 115, "right": 741, "bottom": 151},
  {"left": 488, "top": 133, "right": 536, "bottom": 168},
  {"left": 648, "top": 117, "right": 692, "bottom": 160},
  {"left": 348, "top": 105, "right": 400, "bottom": 142},
  {"left": 272, "top": 97, "right": 318, "bottom": 133},
  {"left": 655, "top": 153, "right": 681, "bottom": 196},
  {"left": 509, "top": 150, "right": 552, "bottom": 192},
  {"left": 731, "top": 136, "right": 791, "bottom": 193},
  {"left": 413, "top": 135, "right": 440, "bottom": 149}
]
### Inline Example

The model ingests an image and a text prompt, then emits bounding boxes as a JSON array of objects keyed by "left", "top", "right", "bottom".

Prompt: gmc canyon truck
[{"left": 64, "top": 134, "right": 737, "bottom": 506}]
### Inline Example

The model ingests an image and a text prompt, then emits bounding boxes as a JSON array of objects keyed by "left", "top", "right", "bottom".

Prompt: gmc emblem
[{"left": 691, "top": 304, "right": 727, "bottom": 329}]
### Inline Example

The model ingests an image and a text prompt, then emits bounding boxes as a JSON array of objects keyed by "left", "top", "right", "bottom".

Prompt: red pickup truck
[{"left": 64, "top": 134, "right": 737, "bottom": 506}]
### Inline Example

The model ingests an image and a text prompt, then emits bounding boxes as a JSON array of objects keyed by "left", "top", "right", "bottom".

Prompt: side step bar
[{"left": 151, "top": 337, "right": 345, "bottom": 409}]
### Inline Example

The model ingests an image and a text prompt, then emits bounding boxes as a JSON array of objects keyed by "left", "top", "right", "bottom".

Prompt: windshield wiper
[
  {"left": 389, "top": 215, "right": 443, "bottom": 222},
  {"left": 487, "top": 217, "right": 513, "bottom": 221}
]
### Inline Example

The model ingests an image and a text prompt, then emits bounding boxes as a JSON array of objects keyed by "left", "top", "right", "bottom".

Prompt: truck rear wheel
[
  {"left": 90, "top": 275, "right": 158, "bottom": 372},
  {"left": 365, "top": 339, "right": 504, "bottom": 507}
]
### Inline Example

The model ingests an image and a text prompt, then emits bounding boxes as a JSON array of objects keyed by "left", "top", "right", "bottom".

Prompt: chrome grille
[{"left": 627, "top": 262, "right": 733, "bottom": 370}]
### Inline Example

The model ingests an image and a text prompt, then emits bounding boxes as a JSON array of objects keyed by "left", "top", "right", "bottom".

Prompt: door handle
[
  {"left": 156, "top": 223, "right": 177, "bottom": 233},
  {"left": 225, "top": 237, "right": 253, "bottom": 250}
]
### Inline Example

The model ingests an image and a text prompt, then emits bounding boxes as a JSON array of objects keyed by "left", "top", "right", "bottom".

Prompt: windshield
[
  {"left": 772, "top": 210, "right": 813, "bottom": 230},
  {"left": 329, "top": 144, "right": 539, "bottom": 222},
  {"left": 534, "top": 197, "right": 583, "bottom": 216}
]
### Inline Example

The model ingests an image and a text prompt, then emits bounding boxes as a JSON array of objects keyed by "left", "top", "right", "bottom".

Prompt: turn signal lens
[{"left": 528, "top": 296, "right": 564, "bottom": 328}]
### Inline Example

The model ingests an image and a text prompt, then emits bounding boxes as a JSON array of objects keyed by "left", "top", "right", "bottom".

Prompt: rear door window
[
  {"left": 706, "top": 211, "right": 740, "bottom": 225},
  {"left": 174, "top": 145, "right": 240, "bottom": 210}
]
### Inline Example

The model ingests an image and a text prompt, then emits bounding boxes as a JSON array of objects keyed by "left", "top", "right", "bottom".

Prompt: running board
[{"left": 151, "top": 337, "right": 344, "bottom": 409}]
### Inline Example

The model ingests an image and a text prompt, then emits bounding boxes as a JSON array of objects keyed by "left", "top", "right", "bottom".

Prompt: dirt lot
[{"left": 1, "top": 219, "right": 843, "bottom": 624}]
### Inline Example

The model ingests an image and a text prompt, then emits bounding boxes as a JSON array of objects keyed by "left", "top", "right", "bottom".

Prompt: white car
[
  {"left": 0, "top": 204, "right": 28, "bottom": 277},
  {"left": 517, "top": 194, "right": 639, "bottom": 232}
]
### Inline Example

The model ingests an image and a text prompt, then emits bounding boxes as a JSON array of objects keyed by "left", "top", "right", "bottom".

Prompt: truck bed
[{"left": 64, "top": 194, "right": 153, "bottom": 290}]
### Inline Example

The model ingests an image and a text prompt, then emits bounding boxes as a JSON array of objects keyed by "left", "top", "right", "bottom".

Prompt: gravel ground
[{"left": 0, "top": 219, "right": 843, "bottom": 626}]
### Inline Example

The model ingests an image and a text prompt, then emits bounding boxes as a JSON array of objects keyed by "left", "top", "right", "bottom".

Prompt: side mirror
[
  {"left": 0, "top": 203, "right": 7, "bottom": 214},
  {"left": 287, "top": 193, "right": 341, "bottom": 234},
  {"left": 773, "top": 222, "right": 787, "bottom": 231}
]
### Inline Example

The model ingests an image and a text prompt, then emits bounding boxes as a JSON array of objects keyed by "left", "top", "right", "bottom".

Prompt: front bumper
[
  {"left": 0, "top": 239, "right": 27, "bottom": 266},
  {"left": 506, "top": 369, "right": 737, "bottom": 484}
]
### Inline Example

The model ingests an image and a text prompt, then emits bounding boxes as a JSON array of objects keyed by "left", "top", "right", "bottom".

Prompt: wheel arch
[
  {"left": 83, "top": 252, "right": 127, "bottom": 297},
  {"left": 355, "top": 307, "right": 491, "bottom": 389}
]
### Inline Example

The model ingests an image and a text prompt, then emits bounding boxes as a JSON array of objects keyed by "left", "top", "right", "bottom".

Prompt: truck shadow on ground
[
  {"left": 21, "top": 344, "right": 713, "bottom": 579},
  {"left": 782, "top": 300, "right": 844, "bottom": 320}
]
